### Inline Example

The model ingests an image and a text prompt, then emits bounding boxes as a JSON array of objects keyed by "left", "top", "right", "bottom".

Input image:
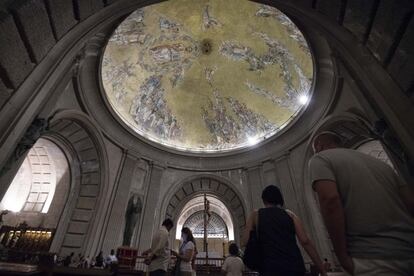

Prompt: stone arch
[
  {"left": 43, "top": 110, "right": 108, "bottom": 256},
  {"left": 356, "top": 140, "right": 395, "bottom": 169},
  {"left": 307, "top": 110, "right": 373, "bottom": 148},
  {"left": 0, "top": 137, "right": 71, "bottom": 235},
  {"left": 176, "top": 195, "right": 236, "bottom": 241},
  {"left": 307, "top": 109, "right": 412, "bottom": 177},
  {"left": 306, "top": 110, "right": 409, "bottom": 169},
  {"left": 164, "top": 175, "right": 247, "bottom": 242}
]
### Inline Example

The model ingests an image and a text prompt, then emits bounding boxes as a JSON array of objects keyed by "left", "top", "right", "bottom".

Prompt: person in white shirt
[
  {"left": 222, "top": 243, "right": 244, "bottom": 276},
  {"left": 172, "top": 227, "right": 197, "bottom": 276},
  {"left": 105, "top": 249, "right": 118, "bottom": 265},
  {"left": 143, "top": 219, "right": 174, "bottom": 276},
  {"left": 83, "top": 255, "right": 91, "bottom": 268},
  {"left": 309, "top": 132, "right": 414, "bottom": 275}
]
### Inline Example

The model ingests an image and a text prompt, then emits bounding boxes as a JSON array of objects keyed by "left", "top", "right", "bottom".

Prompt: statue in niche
[{"left": 122, "top": 193, "right": 143, "bottom": 246}]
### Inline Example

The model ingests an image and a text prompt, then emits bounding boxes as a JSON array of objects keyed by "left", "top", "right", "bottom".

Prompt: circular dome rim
[
  {"left": 76, "top": 0, "right": 338, "bottom": 170},
  {"left": 98, "top": 1, "right": 317, "bottom": 156}
]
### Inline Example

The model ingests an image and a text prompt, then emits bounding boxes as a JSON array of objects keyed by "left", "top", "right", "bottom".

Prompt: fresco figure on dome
[{"left": 202, "top": 5, "right": 222, "bottom": 30}]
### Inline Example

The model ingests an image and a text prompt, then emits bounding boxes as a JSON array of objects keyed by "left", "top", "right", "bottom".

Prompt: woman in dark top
[{"left": 242, "top": 185, "right": 327, "bottom": 276}]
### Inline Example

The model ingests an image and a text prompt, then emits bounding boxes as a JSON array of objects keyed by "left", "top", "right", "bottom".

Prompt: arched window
[
  {"left": 0, "top": 138, "right": 69, "bottom": 214},
  {"left": 183, "top": 211, "right": 229, "bottom": 239},
  {"left": 175, "top": 195, "right": 235, "bottom": 241}
]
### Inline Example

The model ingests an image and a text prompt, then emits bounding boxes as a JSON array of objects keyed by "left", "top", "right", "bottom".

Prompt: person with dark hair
[
  {"left": 323, "top": 258, "right": 331, "bottom": 272},
  {"left": 222, "top": 243, "right": 244, "bottom": 276},
  {"left": 143, "top": 218, "right": 174, "bottom": 276},
  {"left": 105, "top": 249, "right": 118, "bottom": 265},
  {"left": 309, "top": 131, "right": 414, "bottom": 275},
  {"left": 63, "top": 252, "right": 74, "bottom": 267},
  {"left": 242, "top": 185, "right": 326, "bottom": 276},
  {"left": 261, "top": 184, "right": 285, "bottom": 206},
  {"left": 95, "top": 251, "right": 104, "bottom": 268},
  {"left": 171, "top": 227, "right": 197, "bottom": 276}
]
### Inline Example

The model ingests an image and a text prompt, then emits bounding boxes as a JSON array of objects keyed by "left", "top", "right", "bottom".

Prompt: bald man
[{"left": 309, "top": 132, "right": 414, "bottom": 276}]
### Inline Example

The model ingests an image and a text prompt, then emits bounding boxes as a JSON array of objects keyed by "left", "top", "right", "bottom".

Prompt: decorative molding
[
  {"left": 76, "top": 21, "right": 337, "bottom": 170},
  {"left": 44, "top": 110, "right": 108, "bottom": 256},
  {"left": 163, "top": 175, "right": 247, "bottom": 242}
]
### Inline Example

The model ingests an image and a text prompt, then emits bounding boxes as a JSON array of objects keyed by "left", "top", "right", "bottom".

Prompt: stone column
[
  {"left": 245, "top": 165, "right": 263, "bottom": 210},
  {"left": 136, "top": 163, "right": 165, "bottom": 252},
  {"left": 101, "top": 153, "right": 137, "bottom": 253},
  {"left": 274, "top": 155, "right": 301, "bottom": 215}
]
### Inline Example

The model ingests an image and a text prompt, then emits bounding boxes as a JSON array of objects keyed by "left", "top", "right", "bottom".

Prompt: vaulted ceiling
[{"left": 102, "top": 0, "right": 313, "bottom": 152}]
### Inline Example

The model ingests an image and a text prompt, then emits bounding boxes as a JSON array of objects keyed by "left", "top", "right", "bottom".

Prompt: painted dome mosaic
[{"left": 101, "top": 0, "right": 313, "bottom": 152}]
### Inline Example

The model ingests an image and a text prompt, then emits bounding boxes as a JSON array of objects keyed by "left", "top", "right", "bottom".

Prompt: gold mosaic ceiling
[{"left": 101, "top": 0, "right": 313, "bottom": 152}]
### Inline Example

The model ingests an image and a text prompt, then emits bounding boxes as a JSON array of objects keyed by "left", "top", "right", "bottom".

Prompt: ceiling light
[
  {"left": 247, "top": 136, "right": 259, "bottom": 145},
  {"left": 298, "top": 94, "right": 309, "bottom": 105}
]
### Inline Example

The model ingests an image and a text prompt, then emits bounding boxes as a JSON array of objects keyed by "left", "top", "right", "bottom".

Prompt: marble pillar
[{"left": 136, "top": 163, "right": 165, "bottom": 252}]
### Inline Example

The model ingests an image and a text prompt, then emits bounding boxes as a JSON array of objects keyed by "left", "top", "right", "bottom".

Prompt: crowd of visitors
[
  {"left": 54, "top": 131, "right": 413, "bottom": 276},
  {"left": 59, "top": 248, "right": 118, "bottom": 269}
]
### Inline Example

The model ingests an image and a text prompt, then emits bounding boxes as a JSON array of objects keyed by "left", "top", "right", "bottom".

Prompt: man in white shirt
[
  {"left": 143, "top": 219, "right": 174, "bottom": 276},
  {"left": 309, "top": 132, "right": 414, "bottom": 275}
]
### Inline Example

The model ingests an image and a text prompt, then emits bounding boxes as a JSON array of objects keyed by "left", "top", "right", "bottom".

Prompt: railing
[
  {"left": 194, "top": 257, "right": 224, "bottom": 274},
  {"left": 131, "top": 256, "right": 258, "bottom": 275},
  {"left": 134, "top": 256, "right": 147, "bottom": 272},
  {"left": 194, "top": 257, "right": 224, "bottom": 267}
]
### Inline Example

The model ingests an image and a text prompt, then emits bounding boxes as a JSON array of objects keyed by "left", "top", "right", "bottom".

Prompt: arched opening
[
  {"left": 0, "top": 138, "right": 70, "bottom": 252},
  {"left": 164, "top": 176, "right": 246, "bottom": 258},
  {"left": 356, "top": 140, "right": 394, "bottom": 169},
  {"left": 45, "top": 115, "right": 108, "bottom": 257},
  {"left": 175, "top": 195, "right": 235, "bottom": 258}
]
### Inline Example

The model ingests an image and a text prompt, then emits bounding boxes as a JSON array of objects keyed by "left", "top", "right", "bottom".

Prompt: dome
[{"left": 101, "top": 0, "right": 313, "bottom": 153}]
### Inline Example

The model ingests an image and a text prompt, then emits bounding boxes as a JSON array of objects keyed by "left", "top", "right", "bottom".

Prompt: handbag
[{"left": 243, "top": 211, "right": 261, "bottom": 271}]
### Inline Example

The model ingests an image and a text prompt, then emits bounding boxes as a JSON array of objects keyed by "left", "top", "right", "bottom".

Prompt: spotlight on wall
[{"left": 298, "top": 94, "right": 309, "bottom": 105}]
